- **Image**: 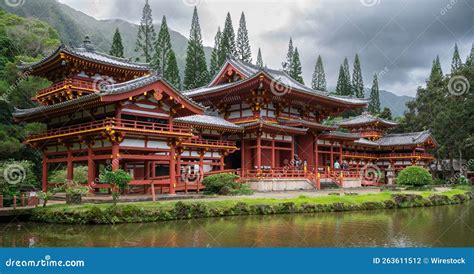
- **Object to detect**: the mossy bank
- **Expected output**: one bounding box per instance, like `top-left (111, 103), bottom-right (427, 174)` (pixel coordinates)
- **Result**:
top-left (30, 190), bottom-right (473, 224)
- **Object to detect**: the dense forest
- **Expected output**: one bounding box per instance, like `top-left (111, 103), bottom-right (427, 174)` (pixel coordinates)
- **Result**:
top-left (0, 5), bottom-right (472, 199)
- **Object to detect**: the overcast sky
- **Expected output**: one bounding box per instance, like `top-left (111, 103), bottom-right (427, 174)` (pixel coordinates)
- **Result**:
top-left (59, 0), bottom-right (473, 97)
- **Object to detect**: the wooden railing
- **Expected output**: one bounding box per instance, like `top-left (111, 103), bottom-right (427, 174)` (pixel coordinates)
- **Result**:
top-left (36, 78), bottom-right (96, 97)
top-left (343, 152), bottom-right (433, 159)
top-left (183, 138), bottom-right (237, 148)
top-left (27, 118), bottom-right (191, 140)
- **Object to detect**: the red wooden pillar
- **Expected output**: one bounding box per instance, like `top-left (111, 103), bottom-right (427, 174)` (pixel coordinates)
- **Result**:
top-left (220, 151), bottom-right (225, 171)
top-left (111, 142), bottom-right (120, 171)
top-left (290, 136), bottom-right (295, 165)
top-left (339, 142), bottom-right (343, 165)
top-left (169, 144), bottom-right (176, 195)
top-left (42, 153), bottom-right (48, 192)
top-left (314, 135), bottom-right (319, 172)
top-left (66, 147), bottom-right (73, 182)
top-left (176, 154), bottom-right (181, 182)
top-left (87, 145), bottom-right (95, 189)
top-left (241, 138), bottom-right (246, 176)
top-left (330, 142), bottom-right (334, 169)
top-left (256, 133), bottom-right (262, 172)
top-left (271, 137), bottom-right (276, 169)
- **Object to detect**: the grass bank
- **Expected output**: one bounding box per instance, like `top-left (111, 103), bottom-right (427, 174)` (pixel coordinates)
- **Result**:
top-left (30, 189), bottom-right (472, 224)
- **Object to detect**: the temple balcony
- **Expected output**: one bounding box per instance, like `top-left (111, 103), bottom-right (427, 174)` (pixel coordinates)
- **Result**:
top-left (25, 118), bottom-right (193, 144)
top-left (343, 151), bottom-right (434, 160)
top-left (34, 77), bottom-right (97, 105)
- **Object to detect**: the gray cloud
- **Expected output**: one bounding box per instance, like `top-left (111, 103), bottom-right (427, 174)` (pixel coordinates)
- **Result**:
top-left (60, 0), bottom-right (473, 96)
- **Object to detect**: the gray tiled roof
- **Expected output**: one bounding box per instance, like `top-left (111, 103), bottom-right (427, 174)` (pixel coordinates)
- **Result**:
top-left (240, 119), bottom-right (308, 133)
top-left (174, 114), bottom-right (243, 131)
top-left (354, 138), bottom-right (379, 146)
top-left (183, 57), bottom-right (368, 106)
top-left (277, 118), bottom-right (337, 130)
top-left (19, 44), bottom-right (149, 71)
top-left (376, 130), bottom-right (435, 146)
top-left (338, 112), bottom-right (398, 127)
top-left (319, 131), bottom-right (360, 139)
top-left (13, 73), bottom-right (204, 118)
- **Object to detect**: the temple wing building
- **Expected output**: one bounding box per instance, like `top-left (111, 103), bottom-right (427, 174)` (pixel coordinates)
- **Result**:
top-left (15, 38), bottom-right (438, 193)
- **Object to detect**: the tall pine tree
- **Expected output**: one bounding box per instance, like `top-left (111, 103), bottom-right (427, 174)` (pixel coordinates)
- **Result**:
top-left (451, 43), bottom-right (462, 72)
top-left (289, 47), bottom-right (304, 84)
top-left (466, 44), bottom-right (474, 67)
top-left (209, 27), bottom-right (222, 77)
top-left (165, 50), bottom-right (181, 89)
top-left (135, 0), bottom-right (156, 62)
top-left (109, 28), bottom-right (124, 58)
top-left (218, 12), bottom-right (236, 65)
top-left (151, 16), bottom-right (172, 74)
top-left (368, 73), bottom-right (380, 114)
top-left (429, 56), bottom-right (443, 82)
top-left (282, 37), bottom-right (294, 73)
top-left (335, 57), bottom-right (351, 95)
top-left (311, 55), bottom-right (326, 91)
top-left (256, 48), bottom-right (264, 68)
top-left (183, 7), bottom-right (210, 89)
top-left (236, 12), bottom-right (252, 62)
top-left (352, 54), bottom-right (364, 98)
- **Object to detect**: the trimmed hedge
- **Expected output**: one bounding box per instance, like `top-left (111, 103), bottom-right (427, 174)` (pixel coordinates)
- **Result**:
top-left (397, 166), bottom-right (433, 186)
top-left (30, 191), bottom-right (473, 225)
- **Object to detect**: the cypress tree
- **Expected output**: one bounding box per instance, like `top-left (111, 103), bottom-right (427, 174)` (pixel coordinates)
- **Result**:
top-left (429, 56), bottom-right (443, 83)
top-left (256, 48), bottom-right (264, 68)
top-left (342, 57), bottom-right (352, 95)
top-left (135, 0), bottom-right (156, 62)
top-left (236, 12), bottom-right (252, 62)
top-left (311, 55), bottom-right (326, 91)
top-left (209, 27), bottom-right (222, 77)
top-left (335, 58), bottom-right (351, 96)
top-left (451, 43), bottom-right (462, 72)
top-left (183, 7), bottom-right (210, 89)
top-left (289, 47), bottom-right (304, 84)
top-left (368, 73), bottom-right (381, 114)
top-left (165, 50), bottom-right (181, 89)
top-left (352, 54), bottom-right (364, 98)
top-left (151, 16), bottom-right (172, 74)
top-left (282, 37), bottom-right (294, 73)
top-left (466, 44), bottom-right (473, 67)
top-left (218, 12), bottom-right (236, 65)
top-left (109, 28), bottom-right (124, 58)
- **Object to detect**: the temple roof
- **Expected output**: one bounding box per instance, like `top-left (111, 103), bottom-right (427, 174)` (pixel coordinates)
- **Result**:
top-left (338, 112), bottom-right (398, 127)
top-left (277, 118), bottom-right (337, 131)
top-left (240, 119), bottom-right (308, 134)
top-left (174, 114), bottom-right (243, 132)
top-left (13, 73), bottom-right (204, 119)
top-left (319, 131), bottom-right (360, 140)
top-left (184, 57), bottom-right (368, 106)
top-left (376, 130), bottom-right (437, 146)
top-left (19, 38), bottom-right (149, 72)
top-left (354, 138), bottom-right (379, 146)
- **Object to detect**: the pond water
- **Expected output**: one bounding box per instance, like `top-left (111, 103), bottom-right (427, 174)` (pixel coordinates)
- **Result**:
top-left (0, 203), bottom-right (472, 247)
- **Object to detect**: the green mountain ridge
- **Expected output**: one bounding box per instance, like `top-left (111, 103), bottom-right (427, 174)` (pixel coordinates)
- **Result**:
top-left (0, 0), bottom-right (212, 74)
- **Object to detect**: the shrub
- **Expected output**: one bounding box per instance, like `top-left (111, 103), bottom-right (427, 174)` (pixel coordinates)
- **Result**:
top-left (99, 169), bottom-right (132, 205)
top-left (202, 173), bottom-right (253, 196)
top-left (396, 166), bottom-right (432, 186)
top-left (49, 166), bottom-right (88, 184)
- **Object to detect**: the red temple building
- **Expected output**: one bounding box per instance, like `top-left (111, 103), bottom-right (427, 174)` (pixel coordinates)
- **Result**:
top-left (14, 37), bottom-right (438, 193)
